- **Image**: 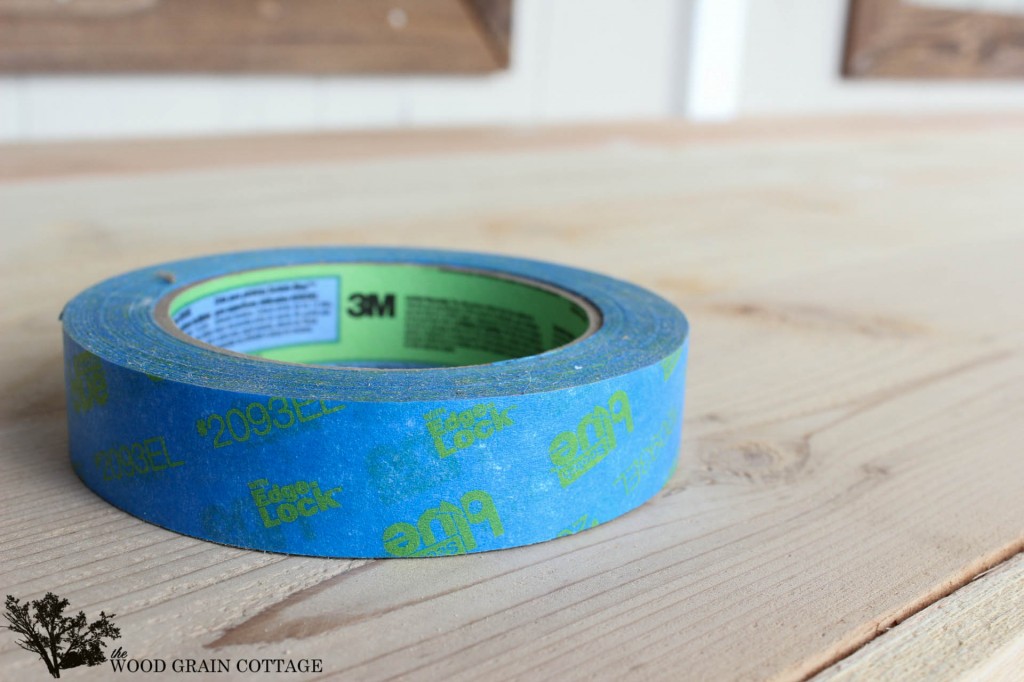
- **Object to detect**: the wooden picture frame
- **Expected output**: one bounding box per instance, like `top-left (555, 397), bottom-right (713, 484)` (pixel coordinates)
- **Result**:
top-left (0, 0), bottom-right (512, 74)
top-left (844, 0), bottom-right (1024, 78)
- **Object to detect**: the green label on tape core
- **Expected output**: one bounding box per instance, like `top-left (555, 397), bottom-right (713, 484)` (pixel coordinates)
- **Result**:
top-left (165, 263), bottom-right (595, 368)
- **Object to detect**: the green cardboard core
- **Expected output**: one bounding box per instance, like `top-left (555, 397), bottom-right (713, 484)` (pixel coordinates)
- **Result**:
top-left (162, 263), bottom-right (597, 368)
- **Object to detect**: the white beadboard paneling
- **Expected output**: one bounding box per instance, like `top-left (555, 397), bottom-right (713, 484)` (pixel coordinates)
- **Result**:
top-left (0, 0), bottom-right (686, 142)
top-left (535, 0), bottom-right (680, 121)
top-left (406, 0), bottom-right (546, 125)
top-left (0, 78), bottom-right (25, 139)
top-left (217, 77), bottom-right (322, 133)
top-left (20, 76), bottom-right (228, 141)
top-left (406, 71), bottom-right (536, 125)
top-left (319, 79), bottom-right (410, 128)
top-left (740, 0), bottom-right (1024, 116)
top-left (683, 0), bottom-right (748, 121)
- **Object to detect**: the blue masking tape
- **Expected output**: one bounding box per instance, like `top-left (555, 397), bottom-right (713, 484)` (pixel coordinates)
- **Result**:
top-left (62, 247), bottom-right (689, 558)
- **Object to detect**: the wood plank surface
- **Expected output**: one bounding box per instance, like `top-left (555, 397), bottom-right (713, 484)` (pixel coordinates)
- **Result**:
top-left (0, 0), bottom-right (511, 73)
top-left (816, 553), bottom-right (1024, 681)
top-left (1, 118), bottom-right (1023, 680)
top-left (6, 114), bottom-right (1024, 183)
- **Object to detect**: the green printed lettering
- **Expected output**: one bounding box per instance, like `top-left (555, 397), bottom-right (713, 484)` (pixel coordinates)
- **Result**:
top-left (418, 501), bottom-right (474, 552)
top-left (549, 431), bottom-right (577, 466)
top-left (258, 505), bottom-right (281, 528)
top-left (247, 402), bottom-right (273, 435)
top-left (130, 443), bottom-right (150, 474)
top-left (425, 418), bottom-right (444, 437)
top-left (383, 523), bottom-right (419, 557)
top-left (120, 446), bottom-right (135, 474)
top-left (382, 490), bottom-right (503, 557)
top-left (492, 406), bottom-right (514, 430)
top-left (461, 490), bottom-right (504, 538)
top-left (578, 406), bottom-right (615, 457)
top-left (608, 390), bottom-right (633, 432)
top-left (200, 414), bottom-right (229, 448)
top-left (225, 408), bottom-right (250, 442)
top-left (556, 514), bottom-right (599, 538)
top-left (249, 479), bottom-right (269, 506)
top-left (292, 398), bottom-right (321, 423)
top-left (474, 419), bottom-right (494, 439)
top-left (270, 397), bottom-right (296, 429)
top-left (321, 400), bottom-right (346, 415)
top-left (615, 408), bottom-right (678, 495)
top-left (660, 347), bottom-right (684, 381)
top-left (278, 503), bottom-right (298, 523)
top-left (70, 351), bottom-right (108, 414)
top-left (117, 446), bottom-right (134, 478)
top-left (93, 435), bottom-right (182, 481)
top-left (145, 439), bottom-right (167, 472)
top-left (454, 430), bottom-right (474, 449)
top-left (312, 482), bottom-right (342, 511)
top-left (198, 397), bottom-right (345, 449)
top-left (150, 436), bottom-right (184, 469)
top-left (93, 451), bottom-right (113, 481)
top-left (423, 403), bottom-right (516, 458)
top-left (298, 498), bottom-right (318, 517)
top-left (248, 477), bottom-right (343, 529)
top-left (550, 390), bottom-right (635, 487)
top-left (431, 433), bottom-right (457, 458)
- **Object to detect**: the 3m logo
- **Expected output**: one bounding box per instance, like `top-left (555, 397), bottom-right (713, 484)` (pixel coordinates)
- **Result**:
top-left (347, 292), bottom-right (396, 318)
top-left (382, 490), bottom-right (504, 557)
top-left (550, 390), bottom-right (633, 487)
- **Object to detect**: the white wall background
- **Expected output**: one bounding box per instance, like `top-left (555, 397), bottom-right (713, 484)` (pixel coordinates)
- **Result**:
top-left (740, 0), bottom-right (1024, 115)
top-left (2, 0), bottom-right (1024, 142)
top-left (0, 0), bottom-right (686, 142)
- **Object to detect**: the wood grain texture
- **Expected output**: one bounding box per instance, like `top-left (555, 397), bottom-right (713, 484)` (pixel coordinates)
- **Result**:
top-left (844, 0), bottom-right (1024, 78)
top-left (7, 114), bottom-right (1024, 183)
top-left (0, 0), bottom-right (511, 73)
top-left (2, 119), bottom-right (1024, 680)
top-left (815, 552), bottom-right (1024, 681)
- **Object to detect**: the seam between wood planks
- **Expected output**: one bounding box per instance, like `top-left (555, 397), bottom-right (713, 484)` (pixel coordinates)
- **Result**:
top-left (798, 543), bottom-right (1024, 681)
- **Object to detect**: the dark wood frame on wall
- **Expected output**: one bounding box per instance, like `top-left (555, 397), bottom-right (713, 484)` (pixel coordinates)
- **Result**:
top-left (844, 0), bottom-right (1024, 78)
top-left (0, 0), bottom-right (512, 73)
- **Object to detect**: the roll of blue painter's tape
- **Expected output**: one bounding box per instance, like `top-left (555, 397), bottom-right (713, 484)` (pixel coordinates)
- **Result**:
top-left (62, 248), bottom-right (689, 558)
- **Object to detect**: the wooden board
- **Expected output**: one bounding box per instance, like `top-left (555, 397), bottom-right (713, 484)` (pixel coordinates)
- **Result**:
top-left (1, 118), bottom-right (1024, 680)
top-left (0, 0), bottom-right (512, 73)
top-left (816, 553), bottom-right (1024, 681)
top-left (844, 0), bottom-right (1024, 78)
top-left (7, 115), bottom-right (1024, 183)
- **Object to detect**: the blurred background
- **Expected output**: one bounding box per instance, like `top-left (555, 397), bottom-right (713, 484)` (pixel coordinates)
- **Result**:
top-left (2, 0), bottom-right (1024, 142)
